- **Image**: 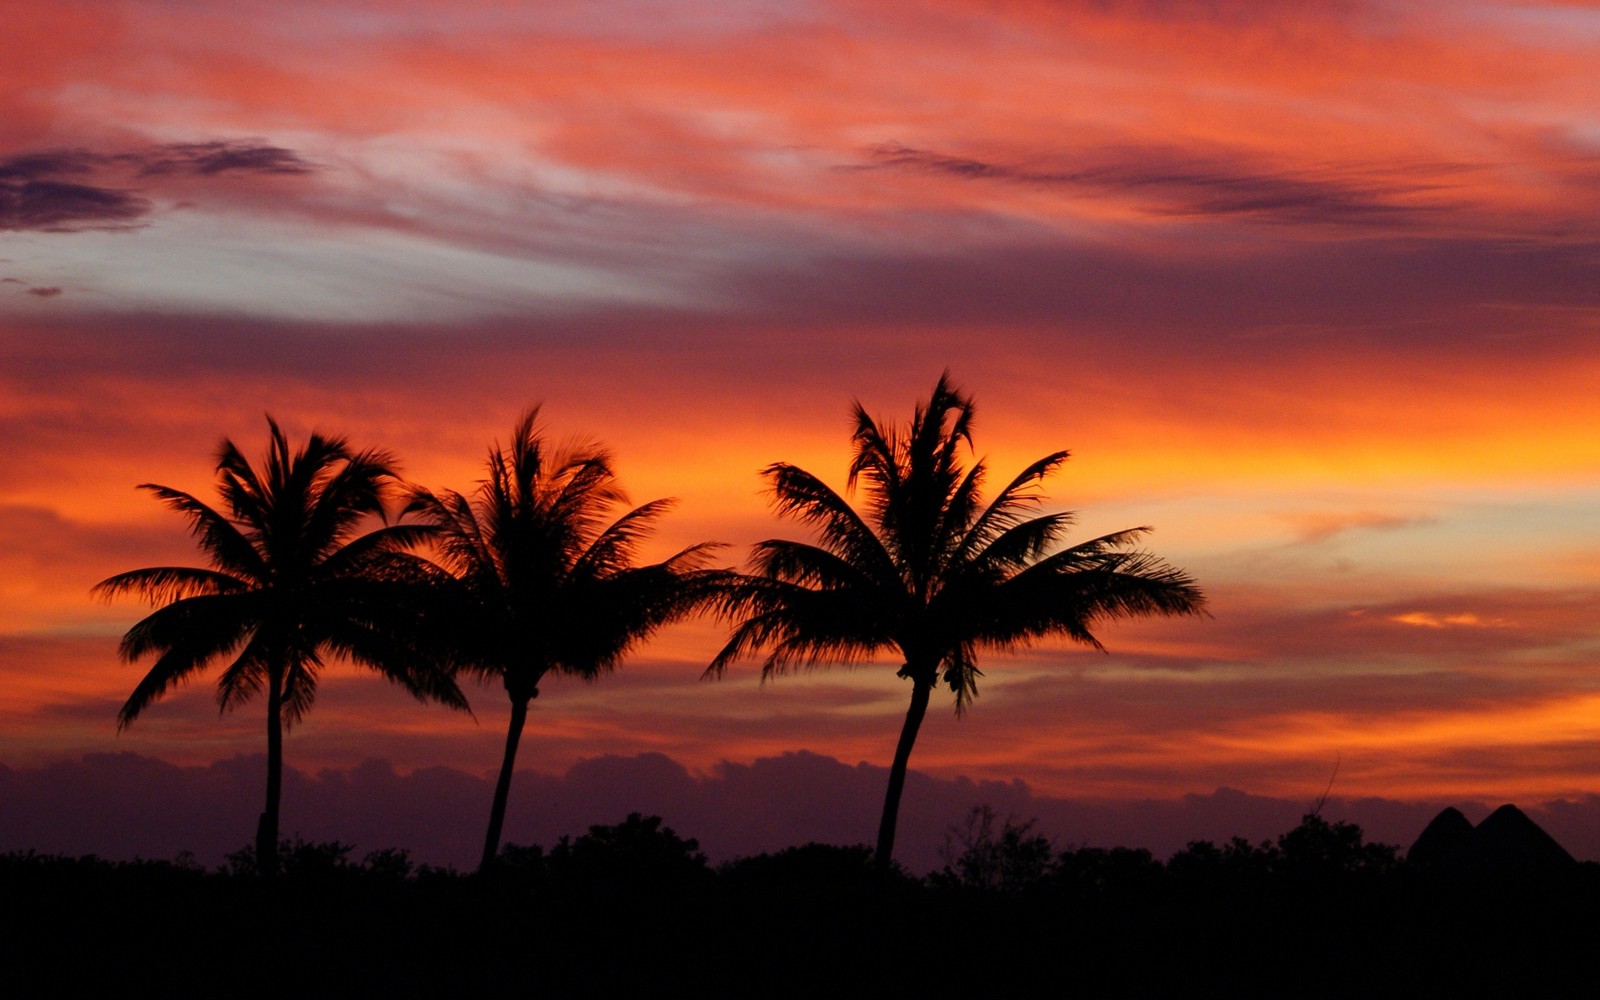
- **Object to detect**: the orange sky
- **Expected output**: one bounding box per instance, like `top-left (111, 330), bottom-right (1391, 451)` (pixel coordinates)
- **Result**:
top-left (4, 0), bottom-right (1599, 834)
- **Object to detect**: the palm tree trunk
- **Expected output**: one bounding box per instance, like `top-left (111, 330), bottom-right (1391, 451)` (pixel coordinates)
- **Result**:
top-left (875, 677), bottom-right (933, 868)
top-left (257, 670), bottom-right (284, 878)
top-left (479, 694), bottom-right (531, 872)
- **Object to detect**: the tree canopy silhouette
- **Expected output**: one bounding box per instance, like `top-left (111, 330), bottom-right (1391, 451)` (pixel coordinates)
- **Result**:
top-left (92, 418), bottom-right (466, 875)
top-left (708, 372), bottom-right (1205, 866)
top-left (405, 408), bottom-right (725, 872)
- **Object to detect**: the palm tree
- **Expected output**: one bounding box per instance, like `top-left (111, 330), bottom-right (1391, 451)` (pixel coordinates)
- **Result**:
top-left (708, 373), bottom-right (1205, 867)
top-left (405, 408), bottom-right (725, 872)
top-left (93, 418), bottom-right (466, 876)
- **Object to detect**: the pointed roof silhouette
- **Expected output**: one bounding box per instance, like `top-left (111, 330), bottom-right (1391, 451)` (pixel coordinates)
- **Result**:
top-left (1407, 803), bottom-right (1575, 873)
top-left (1472, 804), bottom-right (1575, 872)
top-left (1407, 806), bottom-right (1474, 868)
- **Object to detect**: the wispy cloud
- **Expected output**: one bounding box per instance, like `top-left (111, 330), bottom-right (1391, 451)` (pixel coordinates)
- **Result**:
top-left (0, 149), bottom-right (150, 231)
top-left (1389, 611), bottom-right (1502, 629)
top-left (1283, 511), bottom-right (1436, 544)
top-left (134, 141), bottom-right (314, 177)
top-left (0, 141), bottom-right (314, 232)
top-left (866, 143), bottom-right (1453, 227)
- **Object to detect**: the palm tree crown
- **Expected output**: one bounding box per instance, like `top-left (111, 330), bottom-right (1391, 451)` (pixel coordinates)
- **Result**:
top-left (93, 418), bottom-right (465, 874)
top-left (710, 373), bottom-right (1205, 865)
top-left (406, 408), bottom-right (725, 871)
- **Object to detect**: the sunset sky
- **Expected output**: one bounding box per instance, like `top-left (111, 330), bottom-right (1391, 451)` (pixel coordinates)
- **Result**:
top-left (4, 0), bottom-right (1599, 863)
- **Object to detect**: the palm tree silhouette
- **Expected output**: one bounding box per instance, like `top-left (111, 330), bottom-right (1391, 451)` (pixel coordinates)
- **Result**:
top-left (405, 408), bottom-right (725, 872)
top-left (708, 373), bottom-right (1205, 866)
top-left (93, 418), bottom-right (466, 876)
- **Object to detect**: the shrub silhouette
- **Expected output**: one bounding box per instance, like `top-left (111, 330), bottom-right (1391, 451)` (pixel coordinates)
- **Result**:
top-left (545, 813), bottom-right (711, 894)
top-left (933, 805), bottom-right (1054, 893)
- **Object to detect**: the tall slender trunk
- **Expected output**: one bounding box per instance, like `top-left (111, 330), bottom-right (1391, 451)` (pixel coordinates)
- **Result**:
top-left (479, 693), bottom-right (532, 872)
top-left (875, 677), bottom-right (933, 869)
top-left (257, 668), bottom-right (284, 878)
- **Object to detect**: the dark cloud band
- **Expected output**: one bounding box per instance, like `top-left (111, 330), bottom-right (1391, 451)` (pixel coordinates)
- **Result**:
top-left (868, 142), bottom-right (1446, 227)
top-left (0, 141), bottom-right (314, 232)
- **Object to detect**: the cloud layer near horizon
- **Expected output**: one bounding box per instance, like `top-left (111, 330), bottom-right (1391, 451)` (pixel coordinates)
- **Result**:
top-left (3, 0), bottom-right (1599, 828)
top-left (7, 749), bottom-right (1598, 874)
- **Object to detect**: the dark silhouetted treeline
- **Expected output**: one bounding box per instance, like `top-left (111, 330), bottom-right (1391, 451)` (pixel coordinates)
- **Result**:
top-left (6, 811), bottom-right (1597, 998)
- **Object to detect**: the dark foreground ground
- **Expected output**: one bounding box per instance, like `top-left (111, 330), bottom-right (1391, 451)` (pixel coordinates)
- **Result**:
top-left (5, 813), bottom-right (1595, 998)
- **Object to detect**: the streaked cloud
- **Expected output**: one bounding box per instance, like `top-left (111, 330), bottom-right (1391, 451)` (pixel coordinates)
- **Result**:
top-left (865, 143), bottom-right (1454, 228)
top-left (1280, 510), bottom-right (1437, 545)
top-left (1389, 611), bottom-right (1498, 629)
top-left (0, 142), bottom-right (314, 232)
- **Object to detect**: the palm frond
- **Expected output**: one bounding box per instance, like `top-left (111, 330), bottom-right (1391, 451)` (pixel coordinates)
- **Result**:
top-left (568, 498), bottom-right (673, 582)
top-left (853, 372), bottom-right (978, 595)
top-left (977, 542), bottom-right (1206, 650)
top-left (748, 539), bottom-right (880, 591)
top-left (763, 464), bottom-right (896, 584)
top-left (115, 595), bottom-right (258, 729)
top-left (93, 566), bottom-right (247, 606)
top-left (309, 577), bottom-right (471, 712)
top-left (302, 446), bottom-right (398, 559)
top-left (318, 522), bottom-right (439, 576)
top-left (114, 591), bottom-right (259, 663)
top-left (846, 401), bottom-right (901, 501)
top-left (278, 649), bottom-right (322, 726)
top-left (216, 631), bottom-right (273, 714)
top-left (936, 459), bottom-right (987, 567)
top-left (1012, 527), bottom-right (1156, 574)
top-left (136, 485), bottom-right (266, 581)
top-left (961, 511), bottom-right (1076, 577)
top-left (941, 643), bottom-right (982, 714)
top-left (406, 486), bottom-right (502, 590)
top-left (707, 581), bottom-right (895, 679)
top-left (215, 434), bottom-right (272, 529)
top-left (956, 451), bottom-right (1070, 559)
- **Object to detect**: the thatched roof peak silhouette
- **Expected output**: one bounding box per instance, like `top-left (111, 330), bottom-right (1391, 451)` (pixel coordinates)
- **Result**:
top-left (1472, 804), bottom-right (1575, 870)
top-left (1407, 806), bottom-right (1474, 868)
top-left (1408, 803), bottom-right (1574, 873)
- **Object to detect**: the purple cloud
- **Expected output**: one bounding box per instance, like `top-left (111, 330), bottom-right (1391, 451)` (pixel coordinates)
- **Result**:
top-left (0, 141), bottom-right (314, 232)
top-left (3, 750), bottom-right (1593, 873)
top-left (866, 143), bottom-right (1448, 228)
top-left (134, 140), bottom-right (313, 177)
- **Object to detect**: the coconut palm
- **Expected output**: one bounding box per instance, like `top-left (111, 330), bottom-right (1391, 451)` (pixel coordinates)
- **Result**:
top-left (92, 419), bottom-right (466, 876)
top-left (405, 408), bottom-right (724, 872)
top-left (708, 373), bottom-right (1205, 867)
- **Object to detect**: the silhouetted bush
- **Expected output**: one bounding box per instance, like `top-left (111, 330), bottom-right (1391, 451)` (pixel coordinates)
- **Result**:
top-left (489, 840), bottom-right (547, 886)
top-left (930, 805), bottom-right (1054, 893)
top-left (361, 846), bottom-right (416, 879)
top-left (719, 842), bottom-right (881, 890)
top-left (1168, 834), bottom-right (1275, 889)
top-left (222, 837), bottom-right (360, 879)
top-left (1051, 844), bottom-right (1164, 899)
top-left (7, 814), bottom-right (1600, 997)
top-left (1276, 812), bottom-right (1398, 881)
top-left (545, 812), bottom-right (711, 895)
